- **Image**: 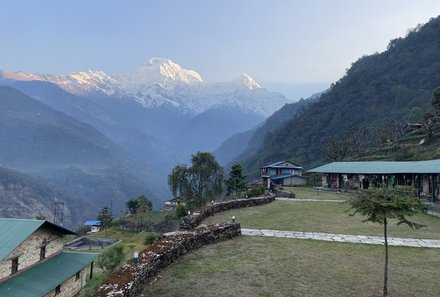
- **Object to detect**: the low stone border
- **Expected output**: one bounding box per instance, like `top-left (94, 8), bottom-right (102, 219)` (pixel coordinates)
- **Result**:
top-left (93, 223), bottom-right (241, 297)
top-left (179, 195), bottom-right (275, 230)
top-left (273, 189), bottom-right (295, 198)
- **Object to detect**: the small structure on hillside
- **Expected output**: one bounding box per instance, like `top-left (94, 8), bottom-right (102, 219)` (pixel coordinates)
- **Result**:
top-left (308, 159), bottom-right (440, 202)
top-left (162, 197), bottom-right (186, 211)
top-left (261, 160), bottom-right (307, 189)
top-left (0, 218), bottom-right (97, 297)
top-left (84, 220), bottom-right (101, 233)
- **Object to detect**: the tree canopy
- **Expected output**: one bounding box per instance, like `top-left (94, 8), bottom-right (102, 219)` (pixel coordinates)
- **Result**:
top-left (126, 194), bottom-right (153, 214)
top-left (168, 152), bottom-right (223, 208)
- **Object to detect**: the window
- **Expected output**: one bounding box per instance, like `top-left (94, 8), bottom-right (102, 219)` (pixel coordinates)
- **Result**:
top-left (40, 245), bottom-right (46, 260)
top-left (11, 257), bottom-right (19, 275)
top-left (55, 285), bottom-right (61, 295)
top-left (75, 271), bottom-right (81, 281)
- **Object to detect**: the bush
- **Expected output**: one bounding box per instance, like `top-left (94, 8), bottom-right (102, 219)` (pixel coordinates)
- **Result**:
top-left (97, 244), bottom-right (124, 272)
top-left (247, 187), bottom-right (265, 197)
top-left (144, 232), bottom-right (157, 245)
top-left (175, 204), bottom-right (187, 218)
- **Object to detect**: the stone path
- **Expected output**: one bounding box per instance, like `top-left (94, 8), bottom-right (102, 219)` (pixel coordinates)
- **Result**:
top-left (241, 228), bottom-right (440, 248)
top-left (275, 198), bottom-right (345, 202)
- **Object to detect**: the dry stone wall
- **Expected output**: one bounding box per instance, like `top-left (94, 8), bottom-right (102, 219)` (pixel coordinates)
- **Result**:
top-left (180, 195), bottom-right (275, 230)
top-left (93, 223), bottom-right (241, 297)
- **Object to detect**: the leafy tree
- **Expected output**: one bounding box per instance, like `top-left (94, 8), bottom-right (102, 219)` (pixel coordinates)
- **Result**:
top-left (125, 199), bottom-right (138, 215)
top-left (136, 195), bottom-right (153, 213)
top-left (225, 162), bottom-right (247, 198)
top-left (97, 206), bottom-right (112, 228)
top-left (35, 214), bottom-right (46, 220)
top-left (126, 195), bottom-right (153, 214)
top-left (168, 152), bottom-right (223, 208)
top-left (348, 187), bottom-right (427, 296)
top-left (431, 87), bottom-right (440, 114)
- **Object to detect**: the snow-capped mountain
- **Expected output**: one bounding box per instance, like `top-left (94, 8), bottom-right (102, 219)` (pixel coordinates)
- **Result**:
top-left (0, 58), bottom-right (290, 117)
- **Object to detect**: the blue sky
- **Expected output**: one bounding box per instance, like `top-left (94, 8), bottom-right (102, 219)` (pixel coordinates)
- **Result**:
top-left (1, 1), bottom-right (440, 99)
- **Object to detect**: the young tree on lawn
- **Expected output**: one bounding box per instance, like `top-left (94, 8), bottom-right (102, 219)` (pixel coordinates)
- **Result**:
top-left (225, 162), bottom-right (247, 198)
top-left (348, 186), bottom-right (427, 297)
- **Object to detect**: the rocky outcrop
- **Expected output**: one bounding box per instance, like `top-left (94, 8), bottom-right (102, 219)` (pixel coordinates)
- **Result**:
top-left (179, 195), bottom-right (275, 230)
top-left (93, 223), bottom-right (241, 297)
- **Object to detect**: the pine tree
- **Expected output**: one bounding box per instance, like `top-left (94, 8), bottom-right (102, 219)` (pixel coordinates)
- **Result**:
top-left (225, 162), bottom-right (247, 198)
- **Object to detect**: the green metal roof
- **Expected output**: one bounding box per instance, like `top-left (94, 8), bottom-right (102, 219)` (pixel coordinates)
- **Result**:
top-left (0, 218), bottom-right (75, 262)
top-left (308, 159), bottom-right (440, 174)
top-left (0, 252), bottom-right (98, 297)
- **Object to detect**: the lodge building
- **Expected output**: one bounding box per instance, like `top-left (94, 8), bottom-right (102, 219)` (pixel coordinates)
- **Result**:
top-left (308, 159), bottom-right (440, 202)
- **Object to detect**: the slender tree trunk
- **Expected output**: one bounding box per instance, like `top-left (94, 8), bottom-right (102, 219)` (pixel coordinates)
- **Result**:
top-left (383, 217), bottom-right (388, 296)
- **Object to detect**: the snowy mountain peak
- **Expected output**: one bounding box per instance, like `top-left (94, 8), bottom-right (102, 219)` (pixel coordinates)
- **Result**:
top-left (234, 73), bottom-right (261, 90)
top-left (1, 58), bottom-right (290, 117)
top-left (119, 58), bottom-right (203, 89)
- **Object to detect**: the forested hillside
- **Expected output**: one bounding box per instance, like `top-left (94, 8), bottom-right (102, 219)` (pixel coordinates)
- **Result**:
top-left (215, 97), bottom-right (314, 166)
top-left (243, 16), bottom-right (440, 178)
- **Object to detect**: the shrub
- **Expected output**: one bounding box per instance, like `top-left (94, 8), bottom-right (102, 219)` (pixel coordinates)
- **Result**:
top-left (144, 232), bottom-right (157, 245)
top-left (175, 204), bottom-right (187, 218)
top-left (97, 244), bottom-right (124, 272)
top-left (247, 187), bottom-right (265, 197)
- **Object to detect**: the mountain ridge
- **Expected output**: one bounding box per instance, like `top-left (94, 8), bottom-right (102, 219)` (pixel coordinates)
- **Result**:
top-left (0, 58), bottom-right (290, 117)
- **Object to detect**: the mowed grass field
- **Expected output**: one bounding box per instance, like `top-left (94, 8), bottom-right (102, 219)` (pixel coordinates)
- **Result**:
top-left (204, 189), bottom-right (440, 239)
top-left (145, 236), bottom-right (440, 297)
top-left (143, 187), bottom-right (440, 296)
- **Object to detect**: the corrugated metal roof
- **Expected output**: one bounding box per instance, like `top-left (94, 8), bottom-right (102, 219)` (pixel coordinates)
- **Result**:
top-left (0, 252), bottom-right (98, 297)
top-left (84, 220), bottom-right (101, 226)
top-left (262, 160), bottom-right (303, 170)
top-left (308, 159), bottom-right (440, 174)
top-left (0, 219), bottom-right (45, 262)
top-left (0, 218), bottom-right (75, 262)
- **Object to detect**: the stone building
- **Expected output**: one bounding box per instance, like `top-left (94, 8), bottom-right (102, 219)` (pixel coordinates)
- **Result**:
top-left (0, 218), bottom-right (97, 297)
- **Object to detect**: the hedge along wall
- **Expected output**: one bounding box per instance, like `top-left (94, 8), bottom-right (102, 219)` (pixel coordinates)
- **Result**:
top-left (93, 223), bottom-right (241, 297)
top-left (180, 195), bottom-right (275, 230)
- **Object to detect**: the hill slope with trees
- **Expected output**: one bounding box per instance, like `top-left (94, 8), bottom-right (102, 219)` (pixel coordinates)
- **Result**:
top-left (243, 16), bottom-right (440, 177)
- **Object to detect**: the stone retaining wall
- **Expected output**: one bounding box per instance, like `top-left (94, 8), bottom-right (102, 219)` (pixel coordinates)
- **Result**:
top-left (273, 189), bottom-right (295, 198)
top-left (179, 195), bottom-right (275, 230)
top-left (93, 223), bottom-right (241, 297)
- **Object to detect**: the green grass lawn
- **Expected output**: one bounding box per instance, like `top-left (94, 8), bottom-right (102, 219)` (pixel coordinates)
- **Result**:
top-left (284, 186), bottom-right (351, 200)
top-left (87, 228), bottom-right (153, 260)
top-left (145, 236), bottom-right (440, 297)
top-left (204, 199), bottom-right (440, 240)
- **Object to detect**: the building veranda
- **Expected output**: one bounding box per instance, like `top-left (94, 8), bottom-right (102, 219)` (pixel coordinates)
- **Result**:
top-left (308, 159), bottom-right (440, 203)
